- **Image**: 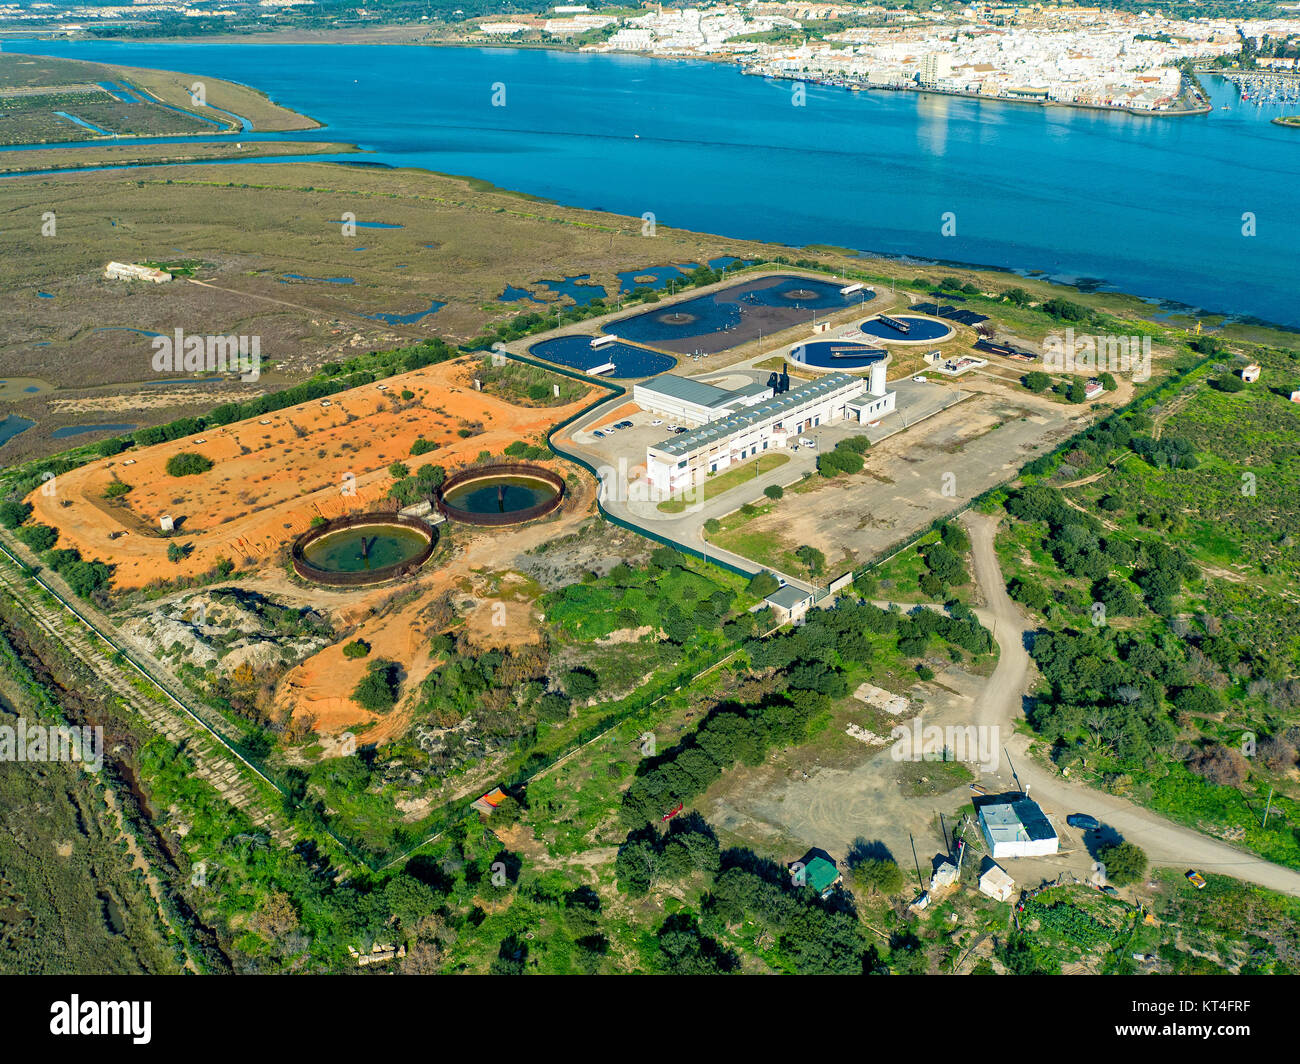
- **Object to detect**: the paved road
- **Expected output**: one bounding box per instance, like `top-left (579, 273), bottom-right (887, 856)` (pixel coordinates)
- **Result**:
top-left (961, 510), bottom-right (1300, 898)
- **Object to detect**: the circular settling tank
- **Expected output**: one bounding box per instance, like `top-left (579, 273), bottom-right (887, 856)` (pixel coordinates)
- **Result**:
top-left (292, 514), bottom-right (436, 586)
top-left (435, 464), bottom-right (564, 526)
top-left (791, 340), bottom-right (890, 370)
top-left (857, 314), bottom-right (954, 343)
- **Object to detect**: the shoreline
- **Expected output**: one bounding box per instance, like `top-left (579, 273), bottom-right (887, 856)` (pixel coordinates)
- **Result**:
top-left (1, 41), bottom-right (1296, 333)
top-left (747, 68), bottom-right (1214, 119)
top-left (10, 31), bottom-right (1219, 121)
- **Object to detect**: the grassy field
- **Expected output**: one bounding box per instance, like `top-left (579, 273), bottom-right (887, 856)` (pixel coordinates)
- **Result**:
top-left (0, 160), bottom-right (776, 459)
top-left (657, 453), bottom-right (790, 513)
top-left (0, 52), bottom-right (318, 144)
top-left (0, 139), bottom-right (355, 174)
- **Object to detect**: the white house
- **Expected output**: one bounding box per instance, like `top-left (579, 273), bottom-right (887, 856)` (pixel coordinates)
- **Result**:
top-left (977, 796), bottom-right (1059, 859)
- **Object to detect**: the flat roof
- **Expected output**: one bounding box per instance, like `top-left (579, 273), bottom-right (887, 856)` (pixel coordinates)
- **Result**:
top-left (980, 798), bottom-right (1057, 843)
top-left (766, 584), bottom-right (813, 608)
top-left (718, 380), bottom-right (772, 403)
top-left (636, 373), bottom-right (732, 409)
top-left (650, 372), bottom-right (863, 458)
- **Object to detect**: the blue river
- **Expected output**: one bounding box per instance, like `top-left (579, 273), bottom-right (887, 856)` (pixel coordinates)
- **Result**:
top-left (6, 40), bottom-right (1299, 326)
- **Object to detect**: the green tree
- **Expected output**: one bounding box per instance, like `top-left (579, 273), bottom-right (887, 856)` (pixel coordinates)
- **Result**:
top-left (342, 639), bottom-right (371, 659)
top-left (796, 544), bottom-right (825, 575)
top-left (747, 571), bottom-right (779, 597)
top-left (1098, 841), bottom-right (1147, 886)
top-left (564, 667), bottom-right (599, 701)
top-left (0, 501), bottom-right (32, 529)
top-left (764, 484), bottom-right (784, 501)
top-left (1023, 371), bottom-right (1051, 393)
top-left (850, 857), bottom-right (904, 896)
top-left (353, 659), bottom-right (398, 712)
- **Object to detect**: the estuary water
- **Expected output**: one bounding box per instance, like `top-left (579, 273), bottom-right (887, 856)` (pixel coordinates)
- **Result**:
top-left (8, 39), bottom-right (1299, 326)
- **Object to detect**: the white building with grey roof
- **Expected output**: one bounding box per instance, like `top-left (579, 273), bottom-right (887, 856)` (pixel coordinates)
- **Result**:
top-left (642, 371), bottom-right (868, 496)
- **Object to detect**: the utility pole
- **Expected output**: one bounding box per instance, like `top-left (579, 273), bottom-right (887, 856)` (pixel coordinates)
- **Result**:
top-left (1004, 745), bottom-right (1023, 794)
top-left (1263, 785), bottom-right (1275, 828)
top-left (909, 832), bottom-right (924, 891)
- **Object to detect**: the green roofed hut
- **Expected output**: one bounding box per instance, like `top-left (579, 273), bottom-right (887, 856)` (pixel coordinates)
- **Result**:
top-left (792, 848), bottom-right (843, 897)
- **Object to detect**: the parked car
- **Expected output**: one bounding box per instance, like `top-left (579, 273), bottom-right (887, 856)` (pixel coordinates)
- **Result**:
top-left (667, 424), bottom-right (679, 432)
top-left (615, 420), bottom-right (633, 429)
top-left (1101, 886), bottom-right (1119, 897)
top-left (1186, 870), bottom-right (1207, 890)
top-left (912, 375), bottom-right (928, 383)
top-left (1066, 813), bottom-right (1101, 831)
top-left (650, 419), bottom-right (663, 426)
top-left (673, 427), bottom-right (689, 434)
top-left (591, 430), bottom-right (606, 439)
top-left (799, 437), bottom-right (815, 448)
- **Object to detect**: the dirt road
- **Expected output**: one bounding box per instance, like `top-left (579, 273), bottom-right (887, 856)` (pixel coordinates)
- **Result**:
top-left (960, 510), bottom-right (1300, 898)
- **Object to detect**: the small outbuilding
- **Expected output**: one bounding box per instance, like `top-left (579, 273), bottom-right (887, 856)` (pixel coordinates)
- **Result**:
top-left (792, 848), bottom-right (842, 898)
top-left (765, 584), bottom-right (814, 625)
top-left (979, 863), bottom-right (1016, 902)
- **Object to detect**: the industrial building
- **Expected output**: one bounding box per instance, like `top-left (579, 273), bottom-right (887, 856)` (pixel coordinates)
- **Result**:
top-left (632, 372), bottom-right (777, 426)
top-left (643, 371), bottom-right (868, 496)
top-left (977, 795), bottom-right (1059, 859)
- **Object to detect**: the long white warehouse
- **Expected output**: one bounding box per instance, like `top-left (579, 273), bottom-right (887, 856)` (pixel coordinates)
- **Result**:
top-left (645, 371), bottom-right (867, 497)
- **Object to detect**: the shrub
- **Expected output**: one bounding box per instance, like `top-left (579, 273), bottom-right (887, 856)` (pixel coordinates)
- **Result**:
top-left (103, 481), bottom-right (132, 499)
top-left (795, 545), bottom-right (825, 575)
top-left (96, 437), bottom-right (129, 457)
top-left (564, 667), bottom-right (599, 701)
top-left (537, 691), bottom-right (570, 722)
top-left (0, 501), bottom-right (32, 529)
top-left (850, 857), bottom-right (904, 896)
top-left (704, 517), bottom-right (722, 533)
top-left (1187, 744), bottom-right (1249, 787)
top-left (747, 571), bottom-right (779, 597)
top-left (343, 639), bottom-right (371, 659)
top-left (1097, 841), bottom-right (1147, 886)
top-left (165, 452), bottom-right (213, 477)
top-left (410, 437), bottom-right (439, 456)
top-left (16, 524), bottom-right (57, 551)
top-left (353, 659), bottom-right (399, 712)
top-left (763, 484), bottom-right (784, 501)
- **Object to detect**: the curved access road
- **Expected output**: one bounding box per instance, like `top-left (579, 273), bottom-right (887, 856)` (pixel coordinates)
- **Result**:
top-left (961, 510), bottom-right (1300, 898)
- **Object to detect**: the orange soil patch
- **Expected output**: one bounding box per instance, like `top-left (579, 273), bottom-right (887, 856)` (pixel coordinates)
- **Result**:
top-left (30, 356), bottom-right (596, 590)
top-left (590, 401), bottom-right (642, 430)
top-left (462, 594), bottom-right (542, 651)
top-left (276, 470), bottom-right (598, 741)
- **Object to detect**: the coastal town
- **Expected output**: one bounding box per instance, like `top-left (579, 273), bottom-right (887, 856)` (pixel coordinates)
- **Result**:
top-left (6, 0), bottom-right (1300, 114)
top-left (553, 4), bottom-right (1300, 113)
